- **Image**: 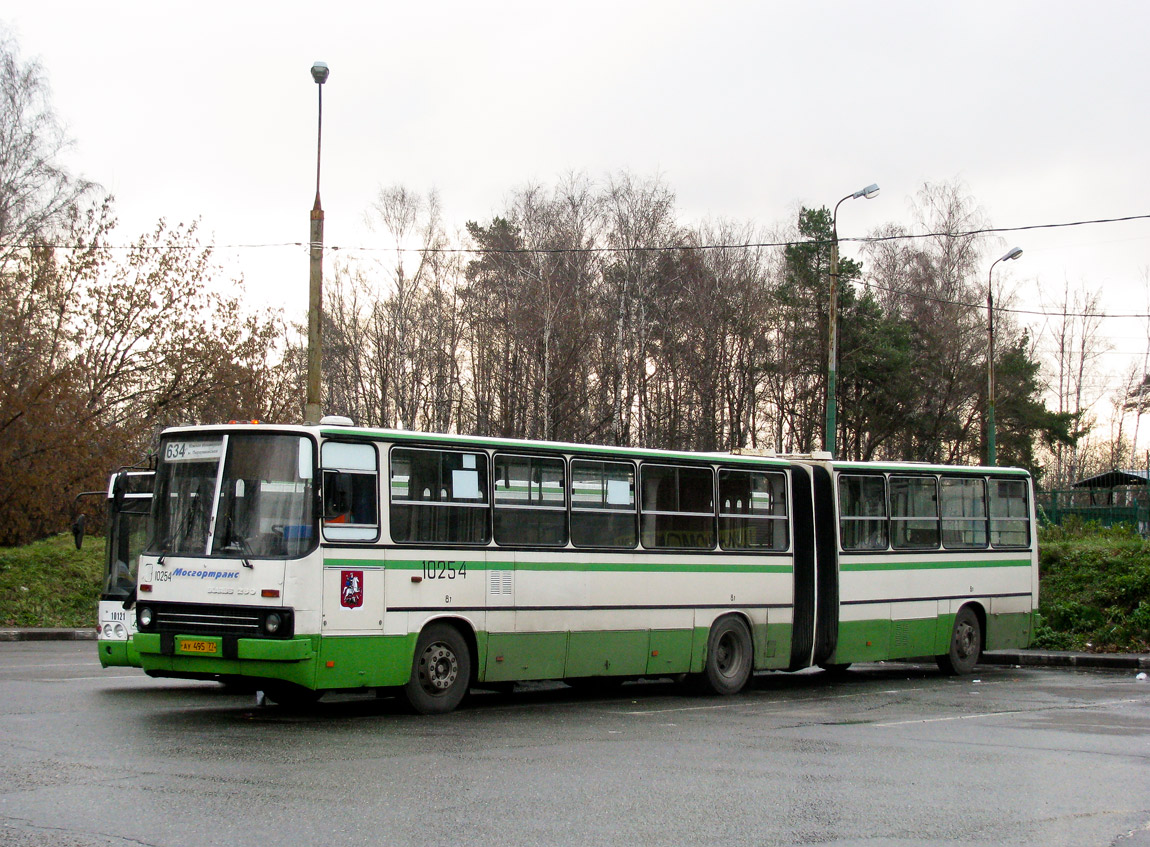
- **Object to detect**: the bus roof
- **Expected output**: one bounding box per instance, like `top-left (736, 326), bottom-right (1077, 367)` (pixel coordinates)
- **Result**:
top-left (157, 422), bottom-right (1030, 477)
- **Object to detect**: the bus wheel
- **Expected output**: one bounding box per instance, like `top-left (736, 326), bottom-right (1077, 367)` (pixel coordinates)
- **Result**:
top-left (700, 615), bottom-right (753, 696)
top-left (405, 624), bottom-right (471, 715)
top-left (937, 606), bottom-right (982, 675)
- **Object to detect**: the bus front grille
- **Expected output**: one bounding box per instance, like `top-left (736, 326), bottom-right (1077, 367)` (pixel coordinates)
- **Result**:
top-left (139, 602), bottom-right (293, 639)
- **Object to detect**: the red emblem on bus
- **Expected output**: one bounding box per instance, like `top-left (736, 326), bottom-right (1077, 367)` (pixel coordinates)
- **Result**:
top-left (341, 570), bottom-right (363, 609)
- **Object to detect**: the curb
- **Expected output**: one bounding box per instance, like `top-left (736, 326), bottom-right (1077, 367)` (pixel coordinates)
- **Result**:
top-left (981, 650), bottom-right (1150, 671)
top-left (0, 628), bottom-right (97, 642)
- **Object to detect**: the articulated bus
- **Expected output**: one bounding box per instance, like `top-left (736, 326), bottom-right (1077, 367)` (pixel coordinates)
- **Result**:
top-left (133, 420), bottom-right (1037, 713)
top-left (75, 469), bottom-right (155, 667)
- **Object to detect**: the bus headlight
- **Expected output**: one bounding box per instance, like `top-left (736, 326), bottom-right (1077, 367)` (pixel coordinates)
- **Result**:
top-left (102, 624), bottom-right (113, 638)
top-left (138, 606), bottom-right (154, 628)
top-left (113, 623), bottom-right (127, 639)
top-left (264, 613), bottom-right (282, 634)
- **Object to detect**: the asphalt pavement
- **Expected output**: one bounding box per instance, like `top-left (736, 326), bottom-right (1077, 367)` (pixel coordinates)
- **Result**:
top-left (2, 626), bottom-right (1147, 669)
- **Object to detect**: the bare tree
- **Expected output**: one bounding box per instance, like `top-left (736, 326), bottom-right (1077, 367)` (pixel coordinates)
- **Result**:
top-left (0, 32), bottom-right (95, 266)
top-left (1038, 280), bottom-right (1106, 486)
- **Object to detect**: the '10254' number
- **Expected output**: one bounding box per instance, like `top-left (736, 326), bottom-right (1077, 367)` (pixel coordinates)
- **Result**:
top-left (422, 560), bottom-right (466, 580)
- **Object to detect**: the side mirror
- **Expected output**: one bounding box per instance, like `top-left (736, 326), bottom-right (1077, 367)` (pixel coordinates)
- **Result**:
top-left (111, 472), bottom-right (128, 512)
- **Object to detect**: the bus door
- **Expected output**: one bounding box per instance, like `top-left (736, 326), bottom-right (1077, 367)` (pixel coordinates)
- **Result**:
top-left (788, 464), bottom-right (839, 670)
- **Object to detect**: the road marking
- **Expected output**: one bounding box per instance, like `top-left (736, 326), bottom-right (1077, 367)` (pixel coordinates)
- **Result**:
top-left (616, 686), bottom-right (928, 716)
top-left (874, 697), bottom-right (1143, 727)
top-left (35, 674), bottom-right (144, 682)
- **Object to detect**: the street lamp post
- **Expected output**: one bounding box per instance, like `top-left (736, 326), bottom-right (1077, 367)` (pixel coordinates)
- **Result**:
top-left (305, 61), bottom-right (330, 425)
top-left (826, 182), bottom-right (880, 458)
top-left (986, 246), bottom-right (1023, 466)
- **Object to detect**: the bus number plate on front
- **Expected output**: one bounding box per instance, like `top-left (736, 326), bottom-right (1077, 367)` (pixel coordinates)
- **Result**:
top-left (178, 639), bottom-right (217, 655)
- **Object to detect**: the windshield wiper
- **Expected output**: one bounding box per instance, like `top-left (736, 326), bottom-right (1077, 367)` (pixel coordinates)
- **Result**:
top-left (220, 513), bottom-right (254, 568)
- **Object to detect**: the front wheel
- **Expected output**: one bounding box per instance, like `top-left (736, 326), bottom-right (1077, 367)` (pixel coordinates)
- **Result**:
top-left (937, 606), bottom-right (982, 675)
top-left (697, 615), bottom-right (753, 696)
top-left (404, 624), bottom-right (471, 714)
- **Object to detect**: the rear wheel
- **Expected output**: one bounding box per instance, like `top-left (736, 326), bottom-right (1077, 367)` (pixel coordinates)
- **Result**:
top-left (404, 624), bottom-right (471, 715)
top-left (937, 606), bottom-right (982, 675)
top-left (698, 615), bottom-right (753, 696)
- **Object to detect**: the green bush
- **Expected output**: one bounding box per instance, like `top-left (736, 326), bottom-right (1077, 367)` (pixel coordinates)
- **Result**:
top-left (1037, 523), bottom-right (1150, 652)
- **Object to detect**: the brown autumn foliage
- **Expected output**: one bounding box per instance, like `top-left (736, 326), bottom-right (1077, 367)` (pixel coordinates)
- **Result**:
top-left (0, 203), bottom-right (302, 545)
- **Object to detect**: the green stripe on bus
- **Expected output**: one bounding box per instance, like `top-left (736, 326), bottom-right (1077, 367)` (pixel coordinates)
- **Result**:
top-left (324, 557), bottom-right (792, 574)
top-left (840, 558), bottom-right (1030, 572)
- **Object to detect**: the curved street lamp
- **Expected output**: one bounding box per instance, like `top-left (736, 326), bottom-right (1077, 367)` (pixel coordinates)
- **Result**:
top-left (826, 183), bottom-right (880, 458)
top-left (305, 61), bottom-right (330, 425)
top-left (986, 246), bottom-right (1023, 466)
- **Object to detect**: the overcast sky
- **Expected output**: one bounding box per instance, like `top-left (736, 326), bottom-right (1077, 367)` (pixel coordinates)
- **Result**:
top-left (6, 1), bottom-right (1150, 410)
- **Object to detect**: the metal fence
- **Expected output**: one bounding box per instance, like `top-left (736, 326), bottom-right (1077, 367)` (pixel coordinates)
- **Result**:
top-left (1036, 488), bottom-right (1150, 533)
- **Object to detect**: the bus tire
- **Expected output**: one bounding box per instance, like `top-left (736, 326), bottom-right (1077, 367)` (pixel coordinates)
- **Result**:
top-left (700, 615), bottom-right (753, 696)
top-left (404, 623), bottom-right (471, 715)
top-left (937, 606), bottom-right (982, 675)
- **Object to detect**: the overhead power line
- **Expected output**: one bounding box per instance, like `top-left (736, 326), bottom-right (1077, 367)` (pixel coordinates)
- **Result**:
top-left (14, 212), bottom-right (1150, 255)
top-left (855, 278), bottom-right (1150, 320)
top-left (8, 211), bottom-right (1150, 321)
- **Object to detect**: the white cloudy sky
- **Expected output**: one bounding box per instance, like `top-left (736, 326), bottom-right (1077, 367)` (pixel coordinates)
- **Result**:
top-left (6, 1), bottom-right (1150, 412)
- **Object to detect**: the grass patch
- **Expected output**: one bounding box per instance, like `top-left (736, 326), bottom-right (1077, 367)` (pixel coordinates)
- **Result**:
top-left (1035, 519), bottom-right (1150, 653)
top-left (0, 533), bottom-right (104, 628)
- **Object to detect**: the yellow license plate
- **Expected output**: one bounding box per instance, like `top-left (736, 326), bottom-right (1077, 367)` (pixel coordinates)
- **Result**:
top-left (178, 639), bottom-right (218, 654)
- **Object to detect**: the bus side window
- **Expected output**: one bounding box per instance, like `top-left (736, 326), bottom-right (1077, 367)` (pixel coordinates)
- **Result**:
top-left (493, 454), bottom-right (567, 546)
top-left (570, 460), bottom-right (637, 548)
top-left (321, 442), bottom-right (379, 542)
top-left (390, 447), bottom-right (490, 545)
top-left (838, 474), bottom-right (887, 551)
top-left (890, 475), bottom-right (940, 549)
top-left (940, 476), bottom-right (988, 549)
top-left (990, 477), bottom-right (1030, 547)
top-left (639, 464), bottom-right (715, 550)
top-left (719, 469), bottom-right (788, 551)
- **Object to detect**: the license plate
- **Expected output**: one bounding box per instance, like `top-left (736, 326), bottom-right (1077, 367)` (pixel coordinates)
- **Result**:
top-left (178, 639), bottom-right (218, 655)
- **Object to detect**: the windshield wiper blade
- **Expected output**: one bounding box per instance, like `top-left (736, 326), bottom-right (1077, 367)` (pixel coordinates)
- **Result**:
top-left (220, 513), bottom-right (254, 568)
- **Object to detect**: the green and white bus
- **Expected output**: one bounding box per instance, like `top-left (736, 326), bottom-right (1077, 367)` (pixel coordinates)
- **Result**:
top-left (133, 420), bottom-right (1036, 713)
top-left (74, 469), bottom-right (155, 667)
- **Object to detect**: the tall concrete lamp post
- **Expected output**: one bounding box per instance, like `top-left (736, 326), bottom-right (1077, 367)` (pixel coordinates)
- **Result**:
top-left (826, 182), bottom-right (880, 458)
top-left (986, 246), bottom-right (1023, 465)
top-left (305, 61), bottom-right (330, 425)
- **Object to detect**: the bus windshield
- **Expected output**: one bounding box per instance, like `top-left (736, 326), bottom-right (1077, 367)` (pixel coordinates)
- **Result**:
top-left (150, 432), bottom-right (315, 560)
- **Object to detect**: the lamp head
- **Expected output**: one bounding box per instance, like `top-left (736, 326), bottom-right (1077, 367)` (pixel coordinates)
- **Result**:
top-left (854, 183), bottom-right (880, 200)
top-left (1001, 246), bottom-right (1023, 262)
top-left (311, 62), bottom-right (330, 84)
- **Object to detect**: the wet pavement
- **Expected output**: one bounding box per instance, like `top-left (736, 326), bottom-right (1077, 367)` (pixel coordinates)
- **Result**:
top-left (1, 641), bottom-right (1148, 847)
